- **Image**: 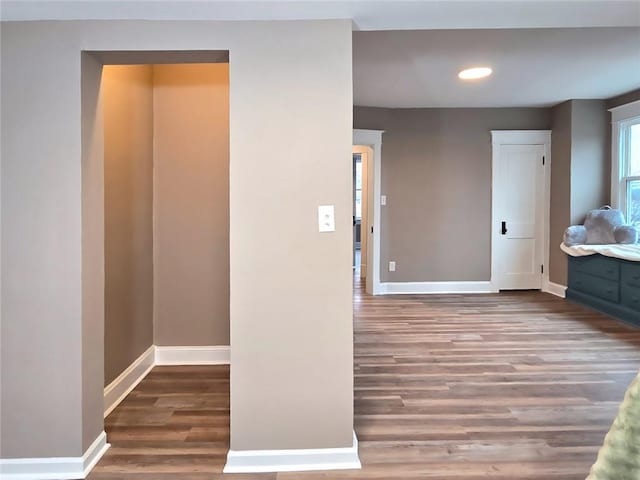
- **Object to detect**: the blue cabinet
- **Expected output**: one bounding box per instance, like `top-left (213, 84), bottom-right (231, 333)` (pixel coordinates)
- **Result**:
top-left (567, 254), bottom-right (640, 327)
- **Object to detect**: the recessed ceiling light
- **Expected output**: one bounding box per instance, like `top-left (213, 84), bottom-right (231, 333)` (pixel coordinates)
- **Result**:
top-left (458, 67), bottom-right (493, 80)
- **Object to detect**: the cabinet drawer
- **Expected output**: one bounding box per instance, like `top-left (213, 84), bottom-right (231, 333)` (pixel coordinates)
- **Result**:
top-left (621, 262), bottom-right (640, 288)
top-left (570, 255), bottom-right (620, 282)
top-left (570, 271), bottom-right (620, 303)
top-left (621, 283), bottom-right (640, 311)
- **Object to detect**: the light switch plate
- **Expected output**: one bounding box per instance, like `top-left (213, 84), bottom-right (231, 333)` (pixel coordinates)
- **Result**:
top-left (318, 205), bottom-right (335, 232)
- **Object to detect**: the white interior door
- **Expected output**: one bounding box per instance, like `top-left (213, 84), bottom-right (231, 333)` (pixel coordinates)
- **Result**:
top-left (495, 143), bottom-right (545, 290)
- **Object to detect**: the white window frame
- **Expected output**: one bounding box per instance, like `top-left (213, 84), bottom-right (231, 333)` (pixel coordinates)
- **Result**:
top-left (353, 153), bottom-right (363, 220)
top-left (610, 100), bottom-right (640, 223)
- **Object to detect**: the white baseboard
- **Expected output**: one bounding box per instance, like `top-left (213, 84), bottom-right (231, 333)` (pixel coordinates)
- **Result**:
top-left (155, 345), bottom-right (230, 365)
top-left (2, 344), bottom-right (233, 480)
top-left (81, 432), bottom-right (110, 479)
top-left (0, 431), bottom-right (109, 480)
top-left (543, 279), bottom-right (567, 298)
top-left (223, 431), bottom-right (361, 473)
top-left (379, 281), bottom-right (496, 295)
top-left (104, 345), bottom-right (155, 417)
top-left (103, 345), bottom-right (229, 416)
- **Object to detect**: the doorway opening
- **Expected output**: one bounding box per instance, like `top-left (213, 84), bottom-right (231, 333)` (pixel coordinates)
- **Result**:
top-left (490, 130), bottom-right (551, 291)
top-left (101, 60), bottom-right (230, 391)
top-left (81, 51), bottom-right (231, 467)
top-left (353, 151), bottom-right (365, 277)
top-left (353, 129), bottom-right (384, 294)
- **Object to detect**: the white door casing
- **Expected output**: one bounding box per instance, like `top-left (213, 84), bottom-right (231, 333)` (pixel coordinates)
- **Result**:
top-left (491, 131), bottom-right (551, 291)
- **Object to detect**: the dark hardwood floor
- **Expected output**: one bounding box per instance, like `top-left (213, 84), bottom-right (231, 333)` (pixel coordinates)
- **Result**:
top-left (89, 276), bottom-right (640, 479)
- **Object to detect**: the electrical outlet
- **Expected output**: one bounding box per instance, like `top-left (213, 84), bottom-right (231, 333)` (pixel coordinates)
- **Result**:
top-left (389, 261), bottom-right (396, 272)
top-left (381, 195), bottom-right (387, 206)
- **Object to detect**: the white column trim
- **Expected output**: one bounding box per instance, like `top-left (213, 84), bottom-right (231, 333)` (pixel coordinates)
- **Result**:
top-left (0, 431), bottom-right (109, 480)
top-left (223, 431), bottom-right (361, 473)
top-left (4, 346), bottom-right (233, 479)
top-left (155, 345), bottom-right (230, 365)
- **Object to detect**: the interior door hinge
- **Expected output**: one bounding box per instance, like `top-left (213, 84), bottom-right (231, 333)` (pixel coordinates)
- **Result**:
top-left (541, 264), bottom-right (544, 274)
top-left (542, 156), bottom-right (545, 166)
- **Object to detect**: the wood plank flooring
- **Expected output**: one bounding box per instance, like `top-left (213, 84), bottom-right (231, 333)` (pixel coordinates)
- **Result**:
top-left (89, 278), bottom-right (640, 479)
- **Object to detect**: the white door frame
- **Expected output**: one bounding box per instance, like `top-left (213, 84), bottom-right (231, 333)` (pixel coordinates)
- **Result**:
top-left (491, 130), bottom-right (552, 291)
top-left (353, 129), bottom-right (384, 295)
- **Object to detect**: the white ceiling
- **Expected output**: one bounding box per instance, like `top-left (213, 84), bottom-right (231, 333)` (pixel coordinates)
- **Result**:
top-left (3, 1), bottom-right (639, 108)
top-left (354, 28), bottom-right (640, 108)
top-left (2, 0), bottom-right (639, 29)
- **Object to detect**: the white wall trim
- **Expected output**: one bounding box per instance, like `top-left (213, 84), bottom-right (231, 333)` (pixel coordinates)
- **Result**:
top-left (378, 281), bottom-right (496, 295)
top-left (155, 345), bottom-right (230, 365)
top-left (81, 432), bottom-right (110, 479)
top-left (490, 130), bottom-right (552, 292)
top-left (104, 345), bottom-right (230, 417)
top-left (542, 280), bottom-right (567, 298)
top-left (353, 129), bottom-right (384, 295)
top-left (0, 431), bottom-right (109, 480)
top-left (103, 345), bottom-right (155, 418)
top-left (223, 431), bottom-right (361, 473)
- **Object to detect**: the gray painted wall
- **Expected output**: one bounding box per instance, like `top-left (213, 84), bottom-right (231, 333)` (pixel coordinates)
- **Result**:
top-left (102, 63), bottom-right (230, 386)
top-left (548, 100), bottom-right (610, 285)
top-left (570, 100), bottom-right (609, 224)
top-left (354, 102), bottom-right (612, 287)
top-left (153, 63), bottom-right (230, 347)
top-left (81, 51), bottom-right (107, 458)
top-left (103, 65), bottom-right (155, 386)
top-left (1, 19), bottom-right (353, 459)
top-left (353, 107), bottom-right (551, 282)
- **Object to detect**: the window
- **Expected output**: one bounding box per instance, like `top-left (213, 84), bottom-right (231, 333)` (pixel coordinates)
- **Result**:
top-left (612, 102), bottom-right (640, 229)
top-left (354, 154), bottom-right (363, 220)
top-left (617, 119), bottom-right (640, 228)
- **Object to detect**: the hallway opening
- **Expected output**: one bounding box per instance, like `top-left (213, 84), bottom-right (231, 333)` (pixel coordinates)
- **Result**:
top-left (81, 50), bottom-right (230, 453)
